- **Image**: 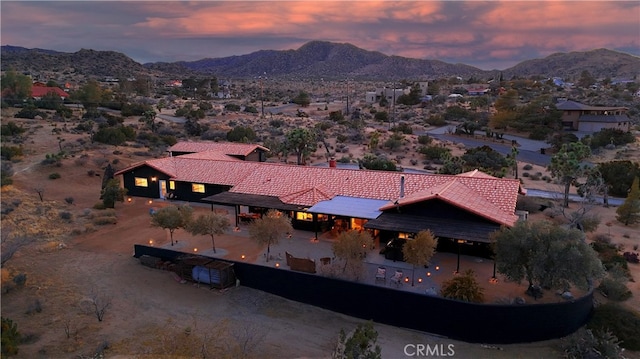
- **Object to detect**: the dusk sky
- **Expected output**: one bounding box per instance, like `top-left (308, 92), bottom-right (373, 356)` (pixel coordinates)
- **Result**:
top-left (1, 1), bottom-right (639, 70)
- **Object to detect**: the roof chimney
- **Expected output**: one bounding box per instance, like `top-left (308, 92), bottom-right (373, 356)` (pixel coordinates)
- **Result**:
top-left (400, 175), bottom-right (405, 198)
top-left (329, 157), bottom-right (337, 168)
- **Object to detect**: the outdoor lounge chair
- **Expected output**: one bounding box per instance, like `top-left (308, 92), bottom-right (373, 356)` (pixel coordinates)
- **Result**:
top-left (375, 267), bottom-right (386, 284)
top-left (390, 270), bottom-right (403, 287)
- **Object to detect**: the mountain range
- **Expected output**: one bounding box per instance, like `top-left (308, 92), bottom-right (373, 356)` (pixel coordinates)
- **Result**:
top-left (2, 41), bottom-right (639, 81)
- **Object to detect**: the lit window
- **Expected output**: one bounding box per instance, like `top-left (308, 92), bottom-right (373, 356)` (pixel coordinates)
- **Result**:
top-left (296, 212), bottom-right (314, 221)
top-left (134, 177), bottom-right (148, 187)
top-left (169, 181), bottom-right (175, 190)
top-left (192, 183), bottom-right (205, 193)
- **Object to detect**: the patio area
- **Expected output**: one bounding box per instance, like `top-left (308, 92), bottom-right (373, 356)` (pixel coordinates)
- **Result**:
top-left (140, 201), bottom-right (584, 304)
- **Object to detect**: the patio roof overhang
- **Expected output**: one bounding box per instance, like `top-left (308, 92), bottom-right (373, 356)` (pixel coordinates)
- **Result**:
top-left (306, 196), bottom-right (390, 219)
top-left (202, 192), bottom-right (304, 212)
top-left (364, 213), bottom-right (503, 243)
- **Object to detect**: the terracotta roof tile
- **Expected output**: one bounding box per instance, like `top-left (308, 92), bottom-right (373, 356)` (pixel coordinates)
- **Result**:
top-left (168, 141), bottom-right (269, 156)
top-left (116, 155), bottom-right (521, 227)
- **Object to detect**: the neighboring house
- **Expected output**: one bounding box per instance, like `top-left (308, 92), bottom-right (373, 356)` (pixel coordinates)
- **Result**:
top-left (463, 84), bottom-right (490, 96)
top-left (365, 87), bottom-right (409, 104)
top-left (30, 84), bottom-right (69, 100)
top-left (115, 142), bottom-right (522, 257)
top-left (556, 100), bottom-right (631, 132)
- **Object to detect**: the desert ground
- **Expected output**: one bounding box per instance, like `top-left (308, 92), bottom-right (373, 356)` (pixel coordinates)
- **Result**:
top-left (1, 106), bottom-right (639, 358)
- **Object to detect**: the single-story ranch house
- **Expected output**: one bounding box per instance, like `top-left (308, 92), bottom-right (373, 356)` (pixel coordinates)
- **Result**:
top-left (115, 142), bottom-right (524, 257)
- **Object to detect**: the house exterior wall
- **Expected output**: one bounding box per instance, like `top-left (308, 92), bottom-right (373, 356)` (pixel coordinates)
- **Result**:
top-left (561, 110), bottom-right (581, 130)
top-left (121, 165), bottom-right (231, 202)
top-left (121, 166), bottom-right (165, 198)
top-left (169, 182), bottom-right (231, 203)
top-left (400, 199), bottom-right (496, 225)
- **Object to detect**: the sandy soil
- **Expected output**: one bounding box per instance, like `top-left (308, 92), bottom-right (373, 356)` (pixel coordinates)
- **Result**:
top-left (1, 108), bottom-right (639, 358)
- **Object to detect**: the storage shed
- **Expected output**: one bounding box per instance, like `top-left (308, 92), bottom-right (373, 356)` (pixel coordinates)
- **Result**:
top-left (173, 255), bottom-right (236, 289)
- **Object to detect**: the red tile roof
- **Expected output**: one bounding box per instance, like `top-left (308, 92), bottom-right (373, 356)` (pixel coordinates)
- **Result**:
top-left (168, 142), bottom-right (269, 156)
top-left (116, 144), bottom-right (522, 227)
top-left (31, 86), bottom-right (68, 98)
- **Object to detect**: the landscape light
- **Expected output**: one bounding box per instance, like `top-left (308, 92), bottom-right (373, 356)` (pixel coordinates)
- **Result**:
top-left (241, 254), bottom-right (246, 260)
top-left (418, 278), bottom-right (423, 283)
top-left (193, 248), bottom-right (198, 252)
top-left (275, 263), bottom-right (280, 268)
top-left (435, 266), bottom-right (440, 271)
top-left (427, 272), bottom-right (431, 277)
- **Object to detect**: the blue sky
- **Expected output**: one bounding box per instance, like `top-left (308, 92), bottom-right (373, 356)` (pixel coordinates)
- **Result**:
top-left (1, 1), bottom-right (639, 70)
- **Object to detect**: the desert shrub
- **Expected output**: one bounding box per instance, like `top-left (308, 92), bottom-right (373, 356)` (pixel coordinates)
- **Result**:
top-left (394, 122), bottom-right (413, 134)
top-left (425, 114), bottom-right (446, 126)
top-left (523, 164), bottom-right (533, 170)
top-left (1, 317), bottom-right (21, 357)
top-left (440, 269), bottom-right (484, 303)
top-left (598, 277), bottom-right (632, 301)
top-left (25, 299), bottom-right (42, 315)
top-left (587, 303), bottom-right (640, 350)
top-left (561, 328), bottom-right (624, 359)
top-left (590, 242), bottom-right (630, 276)
top-left (1, 145), bottom-right (23, 161)
top-left (226, 126), bottom-right (256, 142)
top-left (92, 216), bottom-right (118, 225)
top-left (589, 128), bottom-right (636, 149)
top-left (529, 173), bottom-right (541, 181)
top-left (623, 252), bottom-right (639, 263)
top-left (417, 135), bottom-right (432, 145)
top-left (48, 172), bottom-right (61, 179)
top-left (59, 211), bottom-right (73, 221)
top-left (1, 161), bottom-right (14, 186)
top-left (522, 172), bottom-right (530, 177)
top-left (419, 145), bottom-right (450, 160)
top-left (224, 103), bottom-right (241, 112)
top-left (1, 121), bottom-right (26, 136)
top-left (93, 202), bottom-right (106, 210)
top-left (592, 233), bottom-right (612, 244)
top-left (87, 169), bottom-right (96, 176)
top-left (12, 273), bottom-right (26, 287)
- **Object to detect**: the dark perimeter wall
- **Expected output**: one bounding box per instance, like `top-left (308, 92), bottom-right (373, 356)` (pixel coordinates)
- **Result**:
top-left (133, 244), bottom-right (593, 344)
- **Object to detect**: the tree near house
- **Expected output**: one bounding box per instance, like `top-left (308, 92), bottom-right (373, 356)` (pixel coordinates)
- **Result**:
top-left (248, 210), bottom-right (293, 262)
top-left (285, 128), bottom-right (317, 165)
top-left (0, 69), bottom-right (32, 103)
top-left (101, 178), bottom-right (127, 208)
top-left (332, 230), bottom-right (374, 274)
top-left (548, 142), bottom-right (592, 208)
top-left (492, 220), bottom-right (604, 298)
top-left (186, 212), bottom-right (231, 253)
top-left (291, 91), bottom-right (311, 107)
top-left (150, 205), bottom-right (194, 246)
top-left (402, 230), bottom-right (437, 286)
top-left (616, 177), bottom-right (640, 226)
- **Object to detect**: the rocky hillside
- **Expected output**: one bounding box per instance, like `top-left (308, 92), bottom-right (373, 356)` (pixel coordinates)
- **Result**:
top-left (2, 42), bottom-right (639, 81)
top-left (1, 46), bottom-right (160, 78)
top-left (502, 48), bottom-right (640, 80)
top-left (166, 41), bottom-right (485, 80)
